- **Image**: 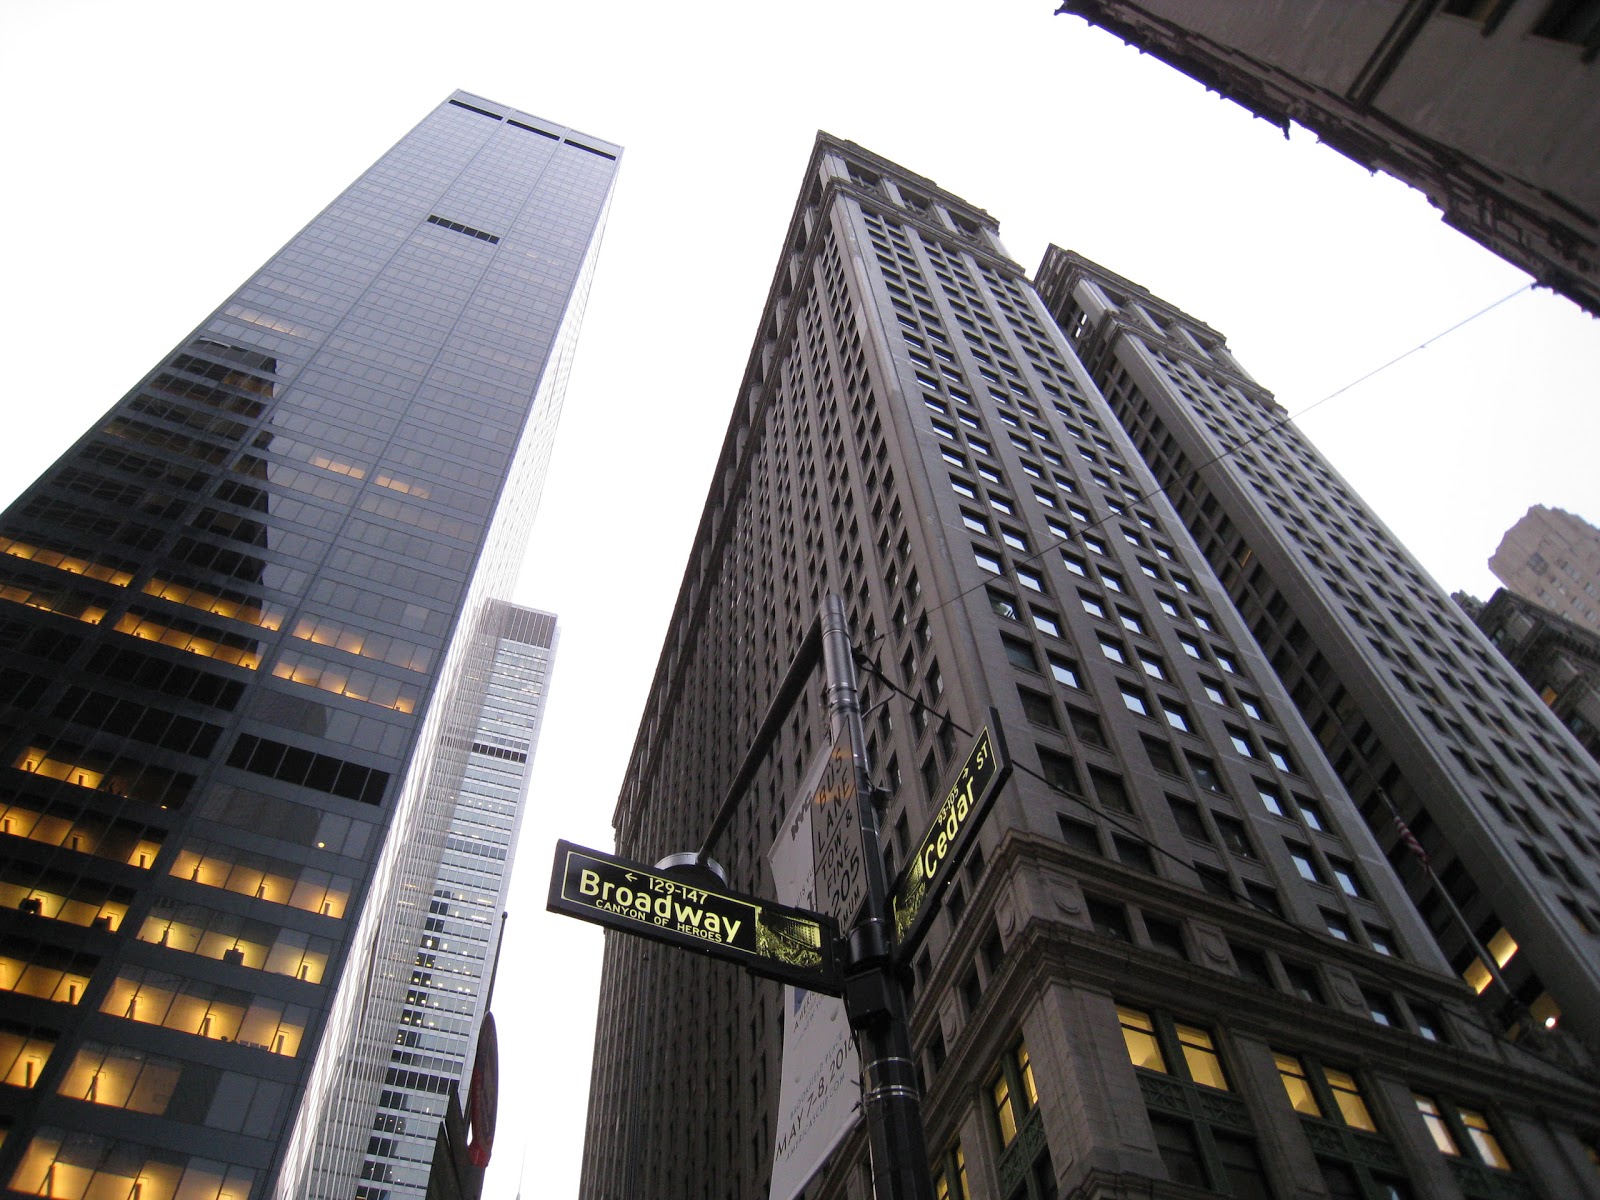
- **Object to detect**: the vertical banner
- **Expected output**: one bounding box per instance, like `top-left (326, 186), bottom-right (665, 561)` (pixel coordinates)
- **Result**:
top-left (768, 752), bottom-right (861, 1200)
top-left (811, 729), bottom-right (868, 929)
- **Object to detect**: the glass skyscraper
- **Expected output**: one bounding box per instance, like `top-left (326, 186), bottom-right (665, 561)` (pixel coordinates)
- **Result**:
top-left (0, 91), bottom-right (616, 1200)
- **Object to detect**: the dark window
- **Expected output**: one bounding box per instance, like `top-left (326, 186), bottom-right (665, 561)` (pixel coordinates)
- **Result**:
top-left (1067, 707), bottom-right (1106, 747)
top-left (1003, 636), bottom-right (1039, 672)
top-left (425, 214), bottom-right (501, 244)
top-left (227, 734), bottom-right (387, 804)
top-left (961, 966), bottom-right (982, 1014)
top-left (1114, 836), bottom-right (1156, 874)
top-left (1232, 943), bottom-right (1273, 987)
top-left (1144, 737), bottom-right (1180, 775)
top-left (1145, 915), bottom-right (1186, 958)
top-left (1214, 1134), bottom-right (1274, 1200)
top-left (1245, 883), bottom-right (1283, 918)
top-left (1532, 0), bottom-right (1600, 46)
top-left (947, 881), bottom-right (967, 924)
top-left (981, 926), bottom-right (1005, 973)
top-left (1018, 687), bottom-right (1059, 729)
top-left (1188, 755), bottom-right (1224, 793)
top-left (1029, 1149), bottom-right (1057, 1200)
top-left (1090, 768), bottom-right (1131, 812)
top-left (1214, 815), bottom-right (1255, 859)
top-left (1283, 961), bottom-right (1325, 1005)
top-left (1317, 1160), bottom-right (1362, 1200)
top-left (1038, 747), bottom-right (1079, 795)
top-left (1168, 796), bottom-right (1208, 841)
top-left (1057, 815), bottom-right (1100, 854)
top-left (1087, 896), bottom-right (1131, 941)
top-left (1150, 1116), bottom-right (1207, 1189)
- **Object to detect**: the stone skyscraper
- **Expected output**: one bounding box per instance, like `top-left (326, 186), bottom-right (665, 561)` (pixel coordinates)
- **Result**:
top-left (0, 92), bottom-right (616, 1200)
top-left (581, 136), bottom-right (1600, 1200)
top-left (1037, 248), bottom-right (1600, 1047)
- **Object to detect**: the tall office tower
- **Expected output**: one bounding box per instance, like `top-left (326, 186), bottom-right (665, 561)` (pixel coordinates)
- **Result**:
top-left (1036, 248), bottom-right (1600, 1049)
top-left (1472, 589), bottom-right (1600, 765)
top-left (1054, 1), bottom-right (1600, 315)
top-left (1490, 505), bottom-right (1600, 636)
top-left (358, 603), bottom-right (555, 1199)
top-left (583, 135), bottom-right (1600, 1200)
top-left (0, 92), bottom-right (616, 1200)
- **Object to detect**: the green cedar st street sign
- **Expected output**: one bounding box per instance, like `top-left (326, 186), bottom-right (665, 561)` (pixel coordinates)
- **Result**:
top-left (547, 841), bottom-right (843, 994)
top-left (889, 714), bottom-right (1012, 958)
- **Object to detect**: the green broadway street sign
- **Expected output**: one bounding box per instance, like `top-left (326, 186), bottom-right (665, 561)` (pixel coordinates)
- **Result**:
top-left (547, 840), bottom-right (843, 994)
top-left (889, 714), bottom-right (1011, 958)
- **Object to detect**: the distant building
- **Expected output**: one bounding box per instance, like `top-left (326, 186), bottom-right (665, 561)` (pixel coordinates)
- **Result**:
top-left (359, 604), bottom-right (554, 1200)
top-left (1475, 588), bottom-right (1600, 764)
top-left (1490, 505), bottom-right (1600, 635)
top-left (581, 134), bottom-right (1600, 1200)
top-left (1055, 0), bottom-right (1600, 314)
top-left (1453, 591), bottom-right (1486, 622)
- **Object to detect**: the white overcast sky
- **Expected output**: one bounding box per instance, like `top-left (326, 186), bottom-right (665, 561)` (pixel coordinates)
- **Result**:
top-left (3, 2), bottom-right (1598, 1195)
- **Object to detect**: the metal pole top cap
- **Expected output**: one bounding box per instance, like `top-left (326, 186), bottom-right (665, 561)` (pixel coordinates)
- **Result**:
top-left (654, 852), bottom-right (728, 888)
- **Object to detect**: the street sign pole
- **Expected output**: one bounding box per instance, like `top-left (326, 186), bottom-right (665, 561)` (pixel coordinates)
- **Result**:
top-left (821, 593), bottom-right (935, 1200)
top-left (552, 595), bottom-right (942, 1198)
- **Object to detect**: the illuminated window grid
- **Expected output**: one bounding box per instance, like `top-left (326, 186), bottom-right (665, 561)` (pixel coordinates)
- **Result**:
top-left (101, 968), bottom-right (308, 1056)
top-left (7, 1126), bottom-right (255, 1200)
top-left (168, 843), bottom-right (351, 918)
top-left (0, 801), bottom-right (162, 868)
